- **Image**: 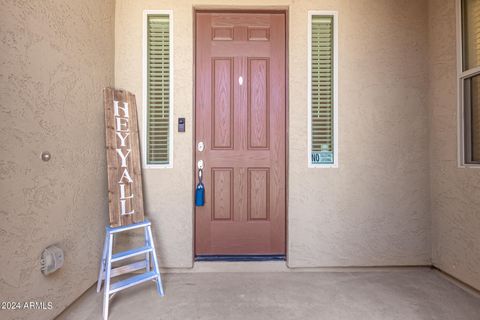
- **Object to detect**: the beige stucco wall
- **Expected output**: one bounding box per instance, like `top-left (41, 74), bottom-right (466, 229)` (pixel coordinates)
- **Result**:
top-left (0, 1), bottom-right (115, 319)
top-left (116, 0), bottom-right (431, 269)
top-left (428, 0), bottom-right (480, 291)
top-left (3, 0), bottom-right (479, 316)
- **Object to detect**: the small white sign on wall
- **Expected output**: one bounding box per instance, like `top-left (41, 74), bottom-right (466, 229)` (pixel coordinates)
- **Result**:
top-left (311, 151), bottom-right (334, 165)
top-left (311, 144), bottom-right (334, 165)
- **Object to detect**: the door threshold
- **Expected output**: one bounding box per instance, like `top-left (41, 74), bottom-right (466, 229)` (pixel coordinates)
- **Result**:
top-left (195, 255), bottom-right (285, 262)
top-left (192, 259), bottom-right (288, 273)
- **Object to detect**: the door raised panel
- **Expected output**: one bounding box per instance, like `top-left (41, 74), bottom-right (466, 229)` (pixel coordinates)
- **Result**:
top-left (212, 27), bottom-right (234, 41)
top-left (248, 168), bottom-right (270, 221)
top-left (212, 168), bottom-right (234, 221)
top-left (248, 58), bottom-right (270, 149)
top-left (212, 58), bottom-right (234, 149)
top-left (248, 27), bottom-right (270, 41)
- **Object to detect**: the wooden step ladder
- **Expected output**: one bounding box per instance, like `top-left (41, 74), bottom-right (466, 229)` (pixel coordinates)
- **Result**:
top-left (97, 219), bottom-right (164, 319)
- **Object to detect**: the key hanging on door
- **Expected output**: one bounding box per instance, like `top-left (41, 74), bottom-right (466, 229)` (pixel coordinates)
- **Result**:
top-left (195, 168), bottom-right (205, 206)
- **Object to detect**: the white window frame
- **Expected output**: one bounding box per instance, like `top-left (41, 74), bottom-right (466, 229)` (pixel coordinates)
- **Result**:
top-left (142, 10), bottom-right (174, 169)
top-left (456, 0), bottom-right (480, 168)
top-left (307, 11), bottom-right (339, 168)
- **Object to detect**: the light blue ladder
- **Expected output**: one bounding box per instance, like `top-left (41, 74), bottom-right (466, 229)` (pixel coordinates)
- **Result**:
top-left (97, 219), bottom-right (164, 319)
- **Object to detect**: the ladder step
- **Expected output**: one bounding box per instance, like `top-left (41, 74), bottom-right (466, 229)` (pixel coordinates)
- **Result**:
top-left (106, 219), bottom-right (151, 234)
top-left (109, 271), bottom-right (158, 294)
top-left (101, 260), bottom-right (147, 280)
top-left (111, 245), bottom-right (153, 262)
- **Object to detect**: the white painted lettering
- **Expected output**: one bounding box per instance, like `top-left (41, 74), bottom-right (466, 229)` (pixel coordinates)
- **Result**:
top-left (113, 100), bottom-right (129, 118)
top-left (115, 132), bottom-right (130, 147)
top-left (118, 168), bottom-right (133, 183)
top-left (116, 149), bottom-right (131, 168)
top-left (120, 199), bottom-right (135, 215)
top-left (115, 117), bottom-right (129, 132)
top-left (119, 183), bottom-right (134, 200)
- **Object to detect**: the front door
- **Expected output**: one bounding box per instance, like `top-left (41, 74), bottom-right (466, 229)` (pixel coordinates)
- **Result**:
top-left (195, 11), bottom-right (286, 255)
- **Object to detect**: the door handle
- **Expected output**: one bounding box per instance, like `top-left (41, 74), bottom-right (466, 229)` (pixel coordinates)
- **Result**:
top-left (197, 160), bottom-right (204, 169)
top-left (196, 162), bottom-right (205, 207)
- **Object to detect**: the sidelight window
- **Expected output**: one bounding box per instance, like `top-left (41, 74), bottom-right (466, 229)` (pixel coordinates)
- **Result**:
top-left (308, 11), bottom-right (338, 168)
top-left (143, 11), bottom-right (173, 168)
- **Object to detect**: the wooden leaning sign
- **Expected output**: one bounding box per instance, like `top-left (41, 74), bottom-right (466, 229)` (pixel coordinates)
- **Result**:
top-left (98, 88), bottom-right (164, 320)
top-left (104, 87), bottom-right (144, 227)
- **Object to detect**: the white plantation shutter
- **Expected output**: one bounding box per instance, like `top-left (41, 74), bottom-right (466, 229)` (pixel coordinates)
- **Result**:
top-left (473, 1), bottom-right (480, 160)
top-left (471, 76), bottom-right (480, 160)
top-left (309, 13), bottom-right (337, 166)
top-left (463, 0), bottom-right (480, 70)
top-left (461, 0), bottom-right (480, 164)
top-left (147, 14), bottom-right (171, 165)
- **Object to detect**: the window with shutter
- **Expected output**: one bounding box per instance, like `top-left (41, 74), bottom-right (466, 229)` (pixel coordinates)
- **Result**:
top-left (308, 12), bottom-right (338, 168)
top-left (144, 12), bottom-right (173, 167)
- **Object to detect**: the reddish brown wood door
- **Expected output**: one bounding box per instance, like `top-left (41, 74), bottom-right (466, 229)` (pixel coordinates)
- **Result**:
top-left (195, 12), bottom-right (286, 255)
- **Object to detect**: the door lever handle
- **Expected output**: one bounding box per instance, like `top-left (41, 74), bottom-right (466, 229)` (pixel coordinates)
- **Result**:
top-left (196, 164), bottom-right (205, 207)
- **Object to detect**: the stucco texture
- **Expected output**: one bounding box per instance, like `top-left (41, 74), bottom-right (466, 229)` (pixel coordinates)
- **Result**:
top-left (0, 0), bottom-right (115, 319)
top-left (115, 0), bottom-right (431, 269)
top-left (428, 0), bottom-right (480, 291)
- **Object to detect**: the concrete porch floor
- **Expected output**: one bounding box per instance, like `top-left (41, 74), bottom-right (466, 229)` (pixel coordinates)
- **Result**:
top-left (57, 268), bottom-right (480, 320)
